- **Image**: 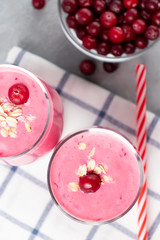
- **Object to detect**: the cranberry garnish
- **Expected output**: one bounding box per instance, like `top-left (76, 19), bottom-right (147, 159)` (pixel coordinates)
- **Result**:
top-left (66, 15), bottom-right (79, 29)
top-left (32, 0), bottom-right (45, 9)
top-left (75, 8), bottom-right (93, 25)
top-left (78, 0), bottom-right (93, 7)
top-left (93, 0), bottom-right (106, 14)
top-left (103, 62), bottom-right (119, 73)
top-left (100, 11), bottom-right (118, 29)
top-left (111, 44), bottom-right (124, 56)
top-left (144, 25), bottom-right (159, 40)
top-left (152, 11), bottom-right (160, 28)
top-left (99, 28), bottom-right (109, 42)
top-left (123, 42), bottom-right (136, 53)
top-left (122, 24), bottom-right (136, 41)
top-left (79, 59), bottom-right (96, 75)
top-left (109, 0), bottom-right (124, 14)
top-left (123, 0), bottom-right (139, 9)
top-left (8, 84), bottom-right (29, 105)
top-left (87, 21), bottom-right (102, 36)
top-left (132, 19), bottom-right (146, 34)
top-left (79, 174), bottom-right (101, 193)
top-left (97, 42), bottom-right (111, 55)
top-left (124, 8), bottom-right (139, 24)
top-left (76, 27), bottom-right (88, 40)
top-left (145, 0), bottom-right (159, 14)
top-left (135, 35), bottom-right (148, 49)
top-left (82, 35), bottom-right (97, 49)
top-left (108, 26), bottom-right (125, 43)
top-left (62, 0), bottom-right (77, 14)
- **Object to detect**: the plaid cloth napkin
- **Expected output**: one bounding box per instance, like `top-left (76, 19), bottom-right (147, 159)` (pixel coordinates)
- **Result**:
top-left (0, 46), bottom-right (160, 240)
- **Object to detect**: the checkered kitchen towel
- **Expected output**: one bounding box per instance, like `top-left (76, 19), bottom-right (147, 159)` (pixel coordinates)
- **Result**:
top-left (0, 46), bottom-right (160, 240)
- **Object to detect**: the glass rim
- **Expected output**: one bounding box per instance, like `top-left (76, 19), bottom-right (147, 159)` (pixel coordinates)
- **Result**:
top-left (57, 0), bottom-right (160, 63)
top-left (47, 126), bottom-right (144, 224)
top-left (0, 64), bottom-right (50, 160)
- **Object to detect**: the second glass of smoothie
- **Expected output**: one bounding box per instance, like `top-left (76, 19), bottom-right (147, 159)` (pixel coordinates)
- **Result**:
top-left (0, 64), bottom-right (63, 166)
top-left (48, 127), bottom-right (143, 224)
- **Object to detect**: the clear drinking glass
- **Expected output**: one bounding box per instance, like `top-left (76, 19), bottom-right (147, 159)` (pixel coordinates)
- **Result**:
top-left (0, 64), bottom-right (63, 166)
top-left (48, 127), bottom-right (143, 224)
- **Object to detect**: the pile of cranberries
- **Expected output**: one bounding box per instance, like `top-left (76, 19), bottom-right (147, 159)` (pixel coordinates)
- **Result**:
top-left (61, 0), bottom-right (160, 57)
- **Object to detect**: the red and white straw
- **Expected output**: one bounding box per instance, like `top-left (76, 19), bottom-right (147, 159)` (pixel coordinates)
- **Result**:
top-left (136, 64), bottom-right (148, 240)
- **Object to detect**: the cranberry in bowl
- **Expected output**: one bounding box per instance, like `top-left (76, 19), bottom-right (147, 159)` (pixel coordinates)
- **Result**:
top-left (58, 0), bottom-right (160, 62)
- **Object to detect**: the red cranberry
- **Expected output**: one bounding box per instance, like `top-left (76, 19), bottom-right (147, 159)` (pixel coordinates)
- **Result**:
top-left (122, 24), bottom-right (136, 41)
top-left (152, 11), bottom-right (160, 28)
top-left (87, 21), bottom-right (102, 36)
top-left (123, 0), bottom-right (139, 9)
top-left (100, 11), bottom-right (117, 29)
top-left (62, 0), bottom-right (77, 14)
top-left (118, 14), bottom-right (126, 26)
top-left (132, 19), bottom-right (146, 34)
top-left (145, 25), bottom-right (159, 40)
top-left (93, 0), bottom-right (106, 14)
top-left (99, 28), bottom-right (110, 41)
top-left (125, 8), bottom-right (139, 24)
top-left (123, 42), bottom-right (136, 53)
top-left (103, 62), bottom-right (119, 72)
top-left (145, 0), bottom-right (159, 14)
top-left (82, 35), bottom-right (97, 49)
top-left (135, 35), bottom-right (148, 48)
top-left (96, 42), bottom-right (111, 55)
top-left (32, 0), bottom-right (45, 9)
top-left (76, 27), bottom-right (88, 40)
top-left (8, 84), bottom-right (29, 105)
top-left (109, 0), bottom-right (124, 13)
top-left (139, 0), bottom-right (147, 10)
top-left (66, 15), bottom-right (79, 29)
top-left (75, 8), bottom-right (93, 25)
top-left (111, 44), bottom-right (124, 56)
top-left (79, 174), bottom-right (101, 193)
top-left (78, 0), bottom-right (93, 7)
top-left (105, 0), bottom-right (112, 6)
top-left (140, 10), bottom-right (152, 23)
top-left (108, 26), bottom-right (125, 43)
top-left (80, 59), bottom-right (96, 75)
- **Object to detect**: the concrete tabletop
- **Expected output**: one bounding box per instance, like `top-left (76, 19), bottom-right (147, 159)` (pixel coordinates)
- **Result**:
top-left (1, 0), bottom-right (160, 116)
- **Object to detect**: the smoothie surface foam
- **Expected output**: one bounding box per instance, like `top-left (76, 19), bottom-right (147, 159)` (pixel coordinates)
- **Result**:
top-left (49, 129), bottom-right (141, 222)
top-left (0, 66), bottom-right (48, 157)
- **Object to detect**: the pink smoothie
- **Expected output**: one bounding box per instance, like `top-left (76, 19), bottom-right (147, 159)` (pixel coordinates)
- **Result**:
top-left (48, 128), bottom-right (143, 223)
top-left (0, 65), bottom-right (63, 165)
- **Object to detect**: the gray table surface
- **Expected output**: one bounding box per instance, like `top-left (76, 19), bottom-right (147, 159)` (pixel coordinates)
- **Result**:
top-left (1, 0), bottom-right (160, 116)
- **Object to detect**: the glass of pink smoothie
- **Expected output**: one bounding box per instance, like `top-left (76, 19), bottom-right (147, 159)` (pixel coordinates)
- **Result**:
top-left (0, 64), bottom-right (63, 166)
top-left (48, 127), bottom-right (143, 223)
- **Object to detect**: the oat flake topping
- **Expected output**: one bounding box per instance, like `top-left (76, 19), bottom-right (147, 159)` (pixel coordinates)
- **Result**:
top-left (68, 143), bottom-right (115, 192)
top-left (0, 96), bottom-right (35, 138)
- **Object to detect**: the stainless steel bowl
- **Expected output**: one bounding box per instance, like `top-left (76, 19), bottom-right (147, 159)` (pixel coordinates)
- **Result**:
top-left (58, 0), bottom-right (160, 63)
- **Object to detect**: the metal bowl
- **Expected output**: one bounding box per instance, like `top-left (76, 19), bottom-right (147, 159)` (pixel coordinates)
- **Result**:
top-left (58, 0), bottom-right (160, 63)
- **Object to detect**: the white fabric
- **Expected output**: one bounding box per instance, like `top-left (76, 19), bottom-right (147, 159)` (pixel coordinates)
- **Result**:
top-left (0, 46), bottom-right (159, 240)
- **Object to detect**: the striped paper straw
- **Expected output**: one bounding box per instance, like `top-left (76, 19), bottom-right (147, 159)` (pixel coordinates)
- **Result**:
top-left (136, 64), bottom-right (148, 240)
